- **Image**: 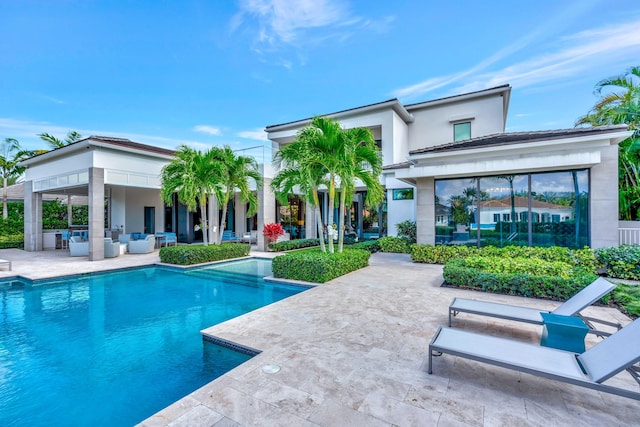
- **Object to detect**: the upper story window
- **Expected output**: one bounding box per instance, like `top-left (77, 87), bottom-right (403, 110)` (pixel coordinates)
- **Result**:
top-left (454, 122), bottom-right (471, 142)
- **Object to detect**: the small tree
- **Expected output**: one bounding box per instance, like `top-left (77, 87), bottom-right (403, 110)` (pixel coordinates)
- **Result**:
top-left (263, 223), bottom-right (284, 245)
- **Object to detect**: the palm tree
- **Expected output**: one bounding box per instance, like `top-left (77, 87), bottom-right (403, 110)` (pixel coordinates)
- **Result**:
top-left (0, 138), bottom-right (30, 220)
top-left (576, 66), bottom-right (640, 219)
top-left (272, 145), bottom-right (328, 252)
top-left (160, 145), bottom-right (221, 246)
top-left (208, 146), bottom-right (262, 245)
top-left (38, 131), bottom-right (83, 149)
top-left (335, 126), bottom-right (384, 252)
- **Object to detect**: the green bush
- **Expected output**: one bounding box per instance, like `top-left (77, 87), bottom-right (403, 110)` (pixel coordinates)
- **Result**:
top-left (269, 238), bottom-right (320, 252)
top-left (443, 256), bottom-right (598, 300)
top-left (611, 283), bottom-right (640, 317)
top-left (396, 220), bottom-right (416, 243)
top-left (594, 245), bottom-right (640, 279)
top-left (347, 239), bottom-right (381, 253)
top-left (0, 234), bottom-right (24, 249)
top-left (272, 249), bottom-right (370, 283)
top-left (411, 244), bottom-right (598, 273)
top-left (159, 243), bottom-right (250, 265)
top-left (378, 236), bottom-right (411, 253)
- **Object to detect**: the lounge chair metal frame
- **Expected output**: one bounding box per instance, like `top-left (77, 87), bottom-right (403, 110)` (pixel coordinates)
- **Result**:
top-left (428, 318), bottom-right (640, 401)
top-left (448, 277), bottom-right (622, 336)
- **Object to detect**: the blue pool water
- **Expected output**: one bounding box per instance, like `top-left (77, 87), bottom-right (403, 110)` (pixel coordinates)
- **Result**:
top-left (0, 259), bottom-right (304, 426)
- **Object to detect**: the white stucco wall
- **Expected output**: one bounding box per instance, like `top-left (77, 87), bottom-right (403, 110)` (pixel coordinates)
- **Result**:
top-left (407, 95), bottom-right (505, 151)
top-left (124, 188), bottom-right (164, 234)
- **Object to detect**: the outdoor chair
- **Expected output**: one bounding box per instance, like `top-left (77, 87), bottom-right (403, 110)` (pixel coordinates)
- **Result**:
top-left (69, 236), bottom-right (89, 256)
top-left (0, 259), bottom-right (11, 271)
top-left (163, 232), bottom-right (177, 247)
top-left (448, 277), bottom-right (620, 336)
top-left (222, 230), bottom-right (239, 242)
top-left (103, 238), bottom-right (120, 258)
top-left (428, 318), bottom-right (640, 401)
top-left (128, 235), bottom-right (155, 254)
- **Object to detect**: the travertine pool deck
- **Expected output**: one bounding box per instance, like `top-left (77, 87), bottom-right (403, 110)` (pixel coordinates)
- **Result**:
top-left (1, 248), bottom-right (638, 426)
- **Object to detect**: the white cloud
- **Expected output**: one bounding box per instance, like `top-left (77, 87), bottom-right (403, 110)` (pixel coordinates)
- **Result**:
top-left (193, 125), bottom-right (222, 136)
top-left (393, 17), bottom-right (640, 100)
top-left (237, 128), bottom-right (268, 141)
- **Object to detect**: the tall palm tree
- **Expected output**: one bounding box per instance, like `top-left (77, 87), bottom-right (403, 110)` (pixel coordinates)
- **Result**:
top-left (208, 146), bottom-right (262, 244)
top-left (576, 66), bottom-right (640, 219)
top-left (335, 126), bottom-right (384, 252)
top-left (160, 145), bottom-right (221, 246)
top-left (38, 131), bottom-right (83, 149)
top-left (272, 145), bottom-right (328, 252)
top-left (0, 138), bottom-right (30, 220)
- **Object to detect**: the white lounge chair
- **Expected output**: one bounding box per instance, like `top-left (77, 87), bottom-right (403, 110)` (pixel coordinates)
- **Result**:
top-left (103, 238), bottom-right (120, 258)
top-left (448, 277), bottom-right (620, 335)
top-left (428, 317), bottom-right (640, 400)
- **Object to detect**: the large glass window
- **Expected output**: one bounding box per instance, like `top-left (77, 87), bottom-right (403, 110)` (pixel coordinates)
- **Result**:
top-left (435, 169), bottom-right (589, 249)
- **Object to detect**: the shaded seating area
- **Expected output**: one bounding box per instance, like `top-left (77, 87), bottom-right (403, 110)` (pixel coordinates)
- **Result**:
top-left (428, 318), bottom-right (640, 401)
top-left (448, 277), bottom-right (620, 335)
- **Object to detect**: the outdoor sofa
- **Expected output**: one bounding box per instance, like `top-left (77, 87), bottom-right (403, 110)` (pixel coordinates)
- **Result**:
top-left (103, 238), bottom-right (120, 258)
top-left (69, 236), bottom-right (89, 256)
top-left (128, 235), bottom-right (155, 254)
top-left (428, 317), bottom-right (640, 400)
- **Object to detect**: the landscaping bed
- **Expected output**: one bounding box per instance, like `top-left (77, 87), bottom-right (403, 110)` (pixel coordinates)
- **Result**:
top-left (272, 248), bottom-right (370, 283)
top-left (159, 243), bottom-right (250, 265)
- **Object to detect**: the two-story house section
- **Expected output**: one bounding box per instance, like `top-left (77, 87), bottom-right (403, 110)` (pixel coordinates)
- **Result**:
top-left (266, 84), bottom-right (632, 249)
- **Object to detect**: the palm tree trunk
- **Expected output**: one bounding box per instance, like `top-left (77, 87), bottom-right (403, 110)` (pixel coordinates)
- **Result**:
top-left (327, 175), bottom-right (335, 253)
top-left (219, 194), bottom-right (230, 245)
top-left (2, 176), bottom-right (7, 220)
top-left (312, 189), bottom-right (326, 252)
top-left (338, 188), bottom-right (346, 253)
top-left (199, 197), bottom-right (208, 246)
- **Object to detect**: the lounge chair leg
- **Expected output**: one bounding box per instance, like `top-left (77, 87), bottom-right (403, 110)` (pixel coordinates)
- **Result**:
top-left (428, 347), bottom-right (433, 374)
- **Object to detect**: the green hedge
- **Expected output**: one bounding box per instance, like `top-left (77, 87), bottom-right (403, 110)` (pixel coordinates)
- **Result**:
top-left (159, 243), bottom-right (250, 265)
top-left (412, 244), bottom-right (598, 273)
top-left (269, 238), bottom-right (320, 252)
top-left (0, 234), bottom-right (23, 249)
top-left (272, 249), bottom-right (370, 283)
top-left (443, 256), bottom-right (598, 300)
top-left (594, 245), bottom-right (640, 280)
top-left (347, 239), bottom-right (381, 253)
top-left (378, 236), bottom-right (411, 253)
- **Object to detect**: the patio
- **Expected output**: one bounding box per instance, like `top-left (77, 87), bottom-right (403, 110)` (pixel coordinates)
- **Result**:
top-left (0, 249), bottom-right (637, 425)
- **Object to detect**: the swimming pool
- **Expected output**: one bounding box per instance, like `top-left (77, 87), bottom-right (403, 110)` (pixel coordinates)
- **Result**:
top-left (0, 258), bottom-right (305, 426)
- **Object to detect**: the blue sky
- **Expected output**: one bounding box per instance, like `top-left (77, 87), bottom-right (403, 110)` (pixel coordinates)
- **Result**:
top-left (1, 0), bottom-right (639, 153)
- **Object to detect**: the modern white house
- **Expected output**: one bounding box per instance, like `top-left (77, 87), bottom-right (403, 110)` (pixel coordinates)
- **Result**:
top-left (20, 84), bottom-right (633, 260)
top-left (265, 85), bottom-right (632, 249)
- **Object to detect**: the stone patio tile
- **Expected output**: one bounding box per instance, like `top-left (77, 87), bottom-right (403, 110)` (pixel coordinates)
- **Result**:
top-left (405, 385), bottom-right (484, 427)
top-left (252, 379), bottom-right (323, 419)
top-left (139, 396), bottom-right (201, 426)
top-left (168, 404), bottom-right (224, 427)
top-left (358, 389), bottom-right (441, 425)
top-left (308, 398), bottom-right (389, 427)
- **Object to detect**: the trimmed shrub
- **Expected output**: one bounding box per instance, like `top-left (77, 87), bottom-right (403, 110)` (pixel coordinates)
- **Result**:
top-left (378, 236), bottom-right (411, 253)
top-left (412, 244), bottom-right (598, 273)
top-left (269, 238), bottom-right (320, 252)
top-left (0, 234), bottom-right (24, 249)
top-left (159, 243), bottom-right (250, 265)
top-left (272, 249), bottom-right (370, 283)
top-left (348, 239), bottom-right (381, 253)
top-left (396, 220), bottom-right (416, 243)
top-left (594, 245), bottom-right (640, 280)
top-left (443, 256), bottom-right (598, 300)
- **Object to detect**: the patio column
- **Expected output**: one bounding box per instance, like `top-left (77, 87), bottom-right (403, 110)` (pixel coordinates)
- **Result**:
top-left (67, 195), bottom-right (73, 227)
top-left (416, 177), bottom-right (435, 245)
top-left (24, 180), bottom-right (43, 251)
top-left (88, 167), bottom-right (105, 261)
top-left (591, 144), bottom-right (619, 248)
top-left (257, 178), bottom-right (275, 251)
